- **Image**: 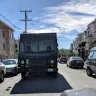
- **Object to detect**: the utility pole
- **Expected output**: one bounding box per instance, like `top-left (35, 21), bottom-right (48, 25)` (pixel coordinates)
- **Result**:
top-left (20, 10), bottom-right (32, 33)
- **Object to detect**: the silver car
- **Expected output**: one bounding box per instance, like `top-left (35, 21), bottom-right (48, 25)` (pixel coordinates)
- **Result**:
top-left (60, 88), bottom-right (96, 96)
top-left (2, 59), bottom-right (18, 75)
top-left (0, 62), bottom-right (6, 83)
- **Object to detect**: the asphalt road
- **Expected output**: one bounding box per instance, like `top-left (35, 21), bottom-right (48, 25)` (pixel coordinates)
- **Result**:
top-left (0, 63), bottom-right (96, 96)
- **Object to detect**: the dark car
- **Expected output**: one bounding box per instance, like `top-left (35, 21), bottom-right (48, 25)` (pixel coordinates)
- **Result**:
top-left (85, 47), bottom-right (96, 77)
top-left (67, 56), bottom-right (84, 68)
top-left (59, 57), bottom-right (67, 63)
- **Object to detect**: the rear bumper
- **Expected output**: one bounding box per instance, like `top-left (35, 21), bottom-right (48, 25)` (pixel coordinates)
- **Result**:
top-left (6, 71), bottom-right (17, 74)
top-left (71, 63), bottom-right (84, 66)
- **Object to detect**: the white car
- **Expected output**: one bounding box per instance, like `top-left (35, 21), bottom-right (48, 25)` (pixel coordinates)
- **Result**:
top-left (0, 62), bottom-right (6, 83)
top-left (2, 59), bottom-right (18, 75)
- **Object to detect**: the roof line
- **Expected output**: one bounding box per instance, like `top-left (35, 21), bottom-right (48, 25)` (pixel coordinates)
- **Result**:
top-left (0, 20), bottom-right (14, 31)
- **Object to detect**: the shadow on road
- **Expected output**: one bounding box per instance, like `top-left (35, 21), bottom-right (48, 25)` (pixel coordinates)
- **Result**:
top-left (5, 73), bottom-right (19, 78)
top-left (5, 74), bottom-right (16, 78)
top-left (71, 67), bottom-right (85, 70)
top-left (11, 73), bottom-right (72, 94)
top-left (92, 74), bottom-right (96, 79)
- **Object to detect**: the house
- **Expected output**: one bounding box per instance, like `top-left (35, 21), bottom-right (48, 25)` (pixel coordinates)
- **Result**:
top-left (77, 32), bottom-right (86, 60)
top-left (0, 20), bottom-right (15, 61)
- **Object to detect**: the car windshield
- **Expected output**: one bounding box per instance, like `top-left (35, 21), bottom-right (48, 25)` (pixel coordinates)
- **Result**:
top-left (20, 40), bottom-right (56, 53)
top-left (2, 60), bottom-right (16, 65)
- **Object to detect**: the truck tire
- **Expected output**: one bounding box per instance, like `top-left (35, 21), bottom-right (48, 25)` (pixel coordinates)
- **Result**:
top-left (86, 67), bottom-right (93, 76)
top-left (81, 66), bottom-right (83, 69)
top-left (0, 71), bottom-right (4, 83)
top-left (52, 72), bottom-right (57, 78)
top-left (21, 72), bottom-right (26, 80)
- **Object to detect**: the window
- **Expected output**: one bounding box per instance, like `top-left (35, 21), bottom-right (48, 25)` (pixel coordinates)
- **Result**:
top-left (15, 44), bottom-right (18, 48)
top-left (92, 51), bottom-right (96, 59)
top-left (3, 43), bottom-right (5, 50)
top-left (10, 33), bottom-right (14, 39)
top-left (2, 31), bottom-right (5, 37)
top-left (88, 51), bottom-right (94, 59)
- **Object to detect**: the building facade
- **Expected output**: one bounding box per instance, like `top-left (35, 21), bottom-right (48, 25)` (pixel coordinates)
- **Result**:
top-left (77, 32), bottom-right (86, 60)
top-left (0, 20), bottom-right (14, 61)
top-left (73, 38), bottom-right (78, 55)
top-left (71, 18), bottom-right (96, 60)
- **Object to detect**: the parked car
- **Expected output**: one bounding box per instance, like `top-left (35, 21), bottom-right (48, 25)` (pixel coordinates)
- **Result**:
top-left (60, 88), bottom-right (96, 96)
top-left (85, 47), bottom-right (96, 76)
top-left (67, 56), bottom-right (84, 68)
top-left (59, 57), bottom-right (67, 63)
top-left (0, 62), bottom-right (6, 83)
top-left (2, 59), bottom-right (18, 75)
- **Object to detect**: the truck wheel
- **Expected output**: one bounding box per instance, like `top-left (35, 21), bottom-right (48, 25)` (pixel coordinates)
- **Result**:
top-left (0, 72), bottom-right (4, 83)
top-left (21, 72), bottom-right (26, 80)
top-left (86, 67), bottom-right (93, 76)
top-left (81, 66), bottom-right (83, 69)
top-left (52, 72), bottom-right (57, 78)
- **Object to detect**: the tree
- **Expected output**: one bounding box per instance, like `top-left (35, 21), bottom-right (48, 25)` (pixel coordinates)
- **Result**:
top-left (58, 48), bottom-right (70, 57)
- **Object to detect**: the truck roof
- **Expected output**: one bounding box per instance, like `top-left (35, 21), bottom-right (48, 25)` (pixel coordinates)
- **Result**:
top-left (20, 33), bottom-right (57, 41)
top-left (20, 33), bottom-right (56, 35)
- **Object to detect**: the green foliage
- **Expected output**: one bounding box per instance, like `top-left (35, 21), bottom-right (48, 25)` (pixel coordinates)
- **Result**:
top-left (58, 48), bottom-right (70, 56)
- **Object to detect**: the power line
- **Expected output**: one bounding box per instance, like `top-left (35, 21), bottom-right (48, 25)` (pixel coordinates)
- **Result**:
top-left (0, 13), bottom-right (22, 30)
top-left (5, 12), bottom-right (12, 17)
top-left (16, 20), bottom-right (20, 25)
top-left (0, 0), bottom-right (5, 4)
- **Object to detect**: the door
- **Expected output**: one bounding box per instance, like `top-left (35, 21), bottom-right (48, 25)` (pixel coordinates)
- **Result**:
top-left (90, 50), bottom-right (96, 73)
top-left (87, 51), bottom-right (94, 71)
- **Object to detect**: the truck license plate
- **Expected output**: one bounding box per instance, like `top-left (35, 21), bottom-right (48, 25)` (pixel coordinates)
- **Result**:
top-left (48, 69), bottom-right (53, 72)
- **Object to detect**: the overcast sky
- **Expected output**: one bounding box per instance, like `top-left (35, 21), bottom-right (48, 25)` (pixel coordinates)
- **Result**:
top-left (0, 0), bottom-right (96, 49)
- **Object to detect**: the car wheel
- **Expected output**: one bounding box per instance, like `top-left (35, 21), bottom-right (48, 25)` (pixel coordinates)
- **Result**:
top-left (69, 63), bottom-right (72, 68)
top-left (86, 67), bottom-right (93, 76)
top-left (0, 72), bottom-right (4, 83)
top-left (21, 72), bottom-right (26, 80)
